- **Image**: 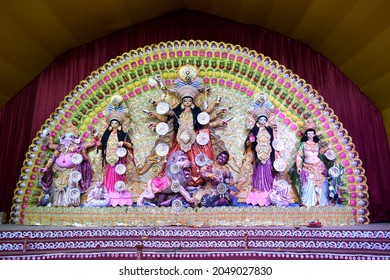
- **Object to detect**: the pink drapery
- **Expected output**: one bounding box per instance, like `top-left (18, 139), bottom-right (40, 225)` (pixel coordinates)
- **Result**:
top-left (0, 10), bottom-right (389, 222)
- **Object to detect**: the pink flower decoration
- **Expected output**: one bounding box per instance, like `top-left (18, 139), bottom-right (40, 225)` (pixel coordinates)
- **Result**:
top-left (279, 113), bottom-right (285, 119)
top-left (296, 92), bottom-right (303, 99)
top-left (349, 184), bottom-right (356, 191)
top-left (35, 159), bottom-right (41, 165)
top-left (226, 81), bottom-right (233, 87)
top-left (211, 78), bottom-right (217, 84)
top-left (290, 124), bottom-right (297, 131)
top-left (214, 51), bottom-right (220, 57)
top-left (117, 68), bottom-right (123, 73)
top-left (165, 80), bottom-right (171, 85)
top-left (124, 65), bottom-right (129, 70)
top-left (207, 51), bottom-right (212, 57)
top-left (229, 54), bottom-right (235, 60)
top-left (290, 87), bottom-right (296, 93)
top-left (135, 88), bottom-right (141, 94)
top-left (97, 112), bottom-right (104, 118)
top-left (60, 119), bottom-right (66, 124)
top-left (303, 98), bottom-right (309, 104)
top-left (271, 74), bottom-right (277, 80)
top-left (128, 92), bottom-right (135, 98)
top-left (258, 66), bottom-right (264, 72)
top-left (30, 174), bottom-right (36, 180)
top-left (28, 182), bottom-right (33, 187)
top-left (184, 51), bottom-right (190, 56)
top-left (218, 79), bottom-right (225, 85)
top-left (200, 51), bottom-right (205, 57)
top-left (350, 199), bottom-right (356, 206)
top-left (251, 62), bottom-right (257, 69)
top-left (204, 78), bottom-right (210, 83)
top-left (244, 59), bottom-right (250, 65)
top-left (86, 89), bottom-right (92, 95)
top-left (237, 56), bottom-right (243, 62)
top-left (70, 106), bottom-right (76, 111)
top-left (265, 70), bottom-right (271, 76)
top-left (247, 90), bottom-right (254, 96)
top-left (285, 82), bottom-right (291, 88)
top-left (284, 118), bottom-right (291, 125)
top-left (153, 54), bottom-right (159, 60)
top-left (104, 76), bottom-right (110, 81)
top-left (234, 83), bottom-right (240, 89)
top-left (65, 112), bottom-right (71, 118)
top-left (192, 50), bottom-right (198, 56)
top-left (346, 168), bottom-right (353, 174)
top-left (75, 100), bottom-right (81, 106)
top-left (55, 125), bottom-right (61, 131)
top-left (336, 145), bottom-right (342, 151)
top-left (331, 137), bottom-right (338, 143)
top-left (314, 110), bottom-right (321, 116)
top-left (319, 116), bottom-right (326, 122)
top-left (221, 52), bottom-right (227, 58)
top-left (307, 104), bottom-right (314, 110)
top-left (123, 95), bottom-right (128, 100)
top-left (343, 160), bottom-right (350, 166)
top-left (98, 80), bottom-right (104, 85)
top-left (177, 51), bottom-right (183, 57)
top-left (161, 53), bottom-right (167, 59)
top-left (146, 57), bottom-right (151, 62)
top-left (110, 72), bottom-right (116, 78)
top-left (339, 152), bottom-right (346, 159)
top-left (131, 62), bottom-right (137, 67)
top-left (92, 85), bottom-right (98, 90)
top-left (142, 85), bottom-right (149, 91)
top-left (83, 132), bottom-right (89, 138)
top-left (323, 123), bottom-right (330, 129)
top-left (138, 60), bottom-right (144, 65)
top-left (80, 94), bottom-right (86, 100)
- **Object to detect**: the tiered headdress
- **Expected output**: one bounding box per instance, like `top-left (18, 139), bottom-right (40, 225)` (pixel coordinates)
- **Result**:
top-left (251, 92), bottom-right (274, 120)
top-left (172, 65), bottom-right (203, 100)
top-left (105, 95), bottom-right (126, 124)
top-left (302, 118), bottom-right (317, 132)
top-left (61, 122), bottom-right (80, 138)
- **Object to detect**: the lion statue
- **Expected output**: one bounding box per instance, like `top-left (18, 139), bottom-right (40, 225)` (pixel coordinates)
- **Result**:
top-left (137, 151), bottom-right (195, 207)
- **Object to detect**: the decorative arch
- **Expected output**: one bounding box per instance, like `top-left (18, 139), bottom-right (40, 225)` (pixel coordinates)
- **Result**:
top-left (10, 40), bottom-right (368, 225)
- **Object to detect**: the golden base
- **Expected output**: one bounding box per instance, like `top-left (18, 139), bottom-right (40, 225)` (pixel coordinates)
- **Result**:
top-left (23, 205), bottom-right (355, 227)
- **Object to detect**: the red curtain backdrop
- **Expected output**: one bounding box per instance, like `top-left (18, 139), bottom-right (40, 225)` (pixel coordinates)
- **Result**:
top-left (1, 10), bottom-right (389, 222)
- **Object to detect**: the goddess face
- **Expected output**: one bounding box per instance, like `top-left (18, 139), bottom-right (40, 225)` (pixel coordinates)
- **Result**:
top-left (306, 130), bottom-right (315, 140)
top-left (257, 116), bottom-right (268, 126)
top-left (110, 120), bottom-right (120, 129)
top-left (182, 97), bottom-right (193, 108)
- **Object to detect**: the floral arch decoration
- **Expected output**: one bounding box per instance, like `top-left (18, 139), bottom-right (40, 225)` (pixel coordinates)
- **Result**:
top-left (11, 40), bottom-right (369, 224)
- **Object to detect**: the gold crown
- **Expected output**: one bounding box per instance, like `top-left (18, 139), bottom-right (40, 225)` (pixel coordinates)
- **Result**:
top-left (178, 65), bottom-right (198, 83)
top-left (303, 118), bottom-right (317, 132)
top-left (106, 111), bottom-right (125, 124)
top-left (252, 106), bottom-right (273, 120)
top-left (61, 123), bottom-right (80, 138)
top-left (177, 85), bottom-right (199, 100)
